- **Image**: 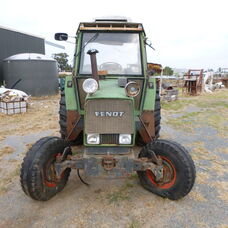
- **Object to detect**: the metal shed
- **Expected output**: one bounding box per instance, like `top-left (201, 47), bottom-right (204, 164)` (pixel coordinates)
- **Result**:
top-left (3, 53), bottom-right (59, 96)
top-left (0, 26), bottom-right (45, 83)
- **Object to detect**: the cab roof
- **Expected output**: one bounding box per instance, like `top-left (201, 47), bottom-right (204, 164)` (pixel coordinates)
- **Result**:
top-left (77, 18), bottom-right (145, 35)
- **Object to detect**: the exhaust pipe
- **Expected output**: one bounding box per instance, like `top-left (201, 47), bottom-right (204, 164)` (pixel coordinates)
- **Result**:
top-left (87, 49), bottom-right (99, 87)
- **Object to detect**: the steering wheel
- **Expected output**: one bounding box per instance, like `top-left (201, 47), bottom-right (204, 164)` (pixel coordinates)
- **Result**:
top-left (99, 62), bottom-right (123, 73)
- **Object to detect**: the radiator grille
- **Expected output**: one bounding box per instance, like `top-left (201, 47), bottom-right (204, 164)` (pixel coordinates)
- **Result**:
top-left (85, 99), bottom-right (134, 134)
top-left (100, 134), bottom-right (119, 144)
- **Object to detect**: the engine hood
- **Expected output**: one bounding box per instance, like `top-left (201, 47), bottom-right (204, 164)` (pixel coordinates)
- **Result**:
top-left (86, 79), bottom-right (132, 100)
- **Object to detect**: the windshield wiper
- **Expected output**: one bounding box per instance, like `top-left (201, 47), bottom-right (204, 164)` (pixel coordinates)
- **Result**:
top-left (74, 33), bottom-right (99, 58)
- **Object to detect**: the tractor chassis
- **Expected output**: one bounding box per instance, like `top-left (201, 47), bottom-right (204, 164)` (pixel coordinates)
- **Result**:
top-left (55, 147), bottom-right (163, 179)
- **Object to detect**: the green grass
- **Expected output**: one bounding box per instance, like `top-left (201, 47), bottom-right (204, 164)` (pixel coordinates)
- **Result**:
top-left (107, 181), bottom-right (134, 204)
top-left (107, 190), bottom-right (130, 204)
top-left (129, 173), bottom-right (138, 180)
top-left (161, 99), bottom-right (192, 111)
top-left (196, 100), bottom-right (228, 109)
top-left (165, 111), bottom-right (202, 132)
top-left (129, 219), bottom-right (140, 228)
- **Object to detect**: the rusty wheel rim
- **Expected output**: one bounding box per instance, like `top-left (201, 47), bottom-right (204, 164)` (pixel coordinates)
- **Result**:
top-left (44, 155), bottom-right (59, 188)
top-left (146, 156), bottom-right (176, 189)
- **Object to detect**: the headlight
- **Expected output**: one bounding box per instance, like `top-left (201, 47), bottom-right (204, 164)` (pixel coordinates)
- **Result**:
top-left (87, 133), bottom-right (100, 144)
top-left (125, 81), bottom-right (140, 97)
top-left (119, 134), bottom-right (131, 144)
top-left (82, 78), bottom-right (98, 94)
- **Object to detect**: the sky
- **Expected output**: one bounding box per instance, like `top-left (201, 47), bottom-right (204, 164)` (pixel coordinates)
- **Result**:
top-left (0, 0), bottom-right (227, 70)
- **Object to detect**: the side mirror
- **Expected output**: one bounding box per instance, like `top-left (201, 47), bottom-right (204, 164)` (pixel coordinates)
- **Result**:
top-left (54, 33), bottom-right (68, 41)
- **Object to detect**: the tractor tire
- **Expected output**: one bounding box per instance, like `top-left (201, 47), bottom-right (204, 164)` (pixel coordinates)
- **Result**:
top-left (137, 139), bottom-right (196, 200)
top-left (20, 137), bottom-right (71, 201)
top-left (59, 91), bottom-right (83, 144)
top-left (154, 89), bottom-right (161, 138)
top-left (59, 91), bottom-right (67, 139)
top-left (136, 89), bottom-right (161, 146)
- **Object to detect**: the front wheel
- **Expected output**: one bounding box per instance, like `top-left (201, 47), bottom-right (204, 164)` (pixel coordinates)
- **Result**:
top-left (20, 137), bottom-right (71, 201)
top-left (137, 139), bottom-right (196, 200)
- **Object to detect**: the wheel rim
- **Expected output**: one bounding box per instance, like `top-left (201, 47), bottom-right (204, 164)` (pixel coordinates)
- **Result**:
top-left (44, 154), bottom-right (60, 188)
top-left (146, 156), bottom-right (176, 189)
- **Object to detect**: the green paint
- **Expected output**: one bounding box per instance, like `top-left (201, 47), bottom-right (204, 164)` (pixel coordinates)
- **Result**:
top-left (140, 33), bottom-right (147, 76)
top-left (65, 76), bottom-right (77, 110)
top-left (86, 79), bottom-right (133, 100)
top-left (143, 77), bottom-right (156, 110)
top-left (74, 32), bottom-right (82, 75)
top-left (139, 33), bottom-right (149, 112)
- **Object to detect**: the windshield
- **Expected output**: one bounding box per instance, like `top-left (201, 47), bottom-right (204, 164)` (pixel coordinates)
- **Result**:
top-left (79, 32), bottom-right (142, 75)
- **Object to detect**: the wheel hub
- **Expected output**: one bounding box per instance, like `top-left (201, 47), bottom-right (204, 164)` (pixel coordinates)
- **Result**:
top-left (146, 156), bottom-right (176, 189)
top-left (44, 156), bottom-right (59, 187)
top-left (157, 159), bottom-right (174, 185)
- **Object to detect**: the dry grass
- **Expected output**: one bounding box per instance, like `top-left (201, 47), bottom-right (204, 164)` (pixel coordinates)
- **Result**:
top-left (187, 141), bottom-right (227, 177)
top-left (30, 95), bottom-right (59, 100)
top-left (189, 190), bottom-right (207, 202)
top-left (0, 95), bottom-right (60, 195)
top-left (163, 91), bottom-right (228, 213)
top-left (0, 94), bottom-right (60, 138)
top-left (25, 143), bottom-right (34, 151)
top-left (0, 135), bottom-right (6, 142)
top-left (166, 108), bottom-right (227, 134)
top-left (210, 160), bottom-right (228, 176)
top-left (196, 172), bottom-right (210, 185)
top-left (0, 146), bottom-right (14, 157)
top-left (217, 147), bottom-right (228, 154)
top-left (0, 163), bottom-right (20, 195)
top-left (210, 181), bottom-right (228, 203)
top-left (196, 222), bottom-right (211, 228)
top-left (217, 224), bottom-right (228, 228)
top-left (187, 141), bottom-right (217, 162)
top-left (163, 89), bottom-right (228, 135)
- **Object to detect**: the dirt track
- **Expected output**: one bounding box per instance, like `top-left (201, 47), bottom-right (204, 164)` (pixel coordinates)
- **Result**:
top-left (0, 90), bottom-right (227, 228)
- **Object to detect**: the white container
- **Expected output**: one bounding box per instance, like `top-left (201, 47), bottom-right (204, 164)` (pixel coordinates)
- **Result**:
top-left (0, 100), bottom-right (27, 115)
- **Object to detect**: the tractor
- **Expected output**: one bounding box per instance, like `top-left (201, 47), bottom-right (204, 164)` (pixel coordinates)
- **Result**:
top-left (20, 18), bottom-right (195, 201)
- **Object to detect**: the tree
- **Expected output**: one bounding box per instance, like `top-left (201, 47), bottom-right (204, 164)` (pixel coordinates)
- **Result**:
top-left (163, 66), bottom-right (174, 76)
top-left (52, 53), bottom-right (72, 72)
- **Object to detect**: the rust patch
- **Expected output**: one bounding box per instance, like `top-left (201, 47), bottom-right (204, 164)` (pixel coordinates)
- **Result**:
top-left (139, 111), bottom-right (155, 143)
top-left (66, 110), bottom-right (81, 141)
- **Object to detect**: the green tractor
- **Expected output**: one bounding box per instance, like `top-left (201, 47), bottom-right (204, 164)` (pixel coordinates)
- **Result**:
top-left (20, 18), bottom-right (195, 201)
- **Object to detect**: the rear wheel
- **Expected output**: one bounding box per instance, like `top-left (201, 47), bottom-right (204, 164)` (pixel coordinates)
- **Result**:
top-left (59, 91), bottom-right (67, 139)
top-left (137, 139), bottom-right (196, 200)
top-left (20, 137), bottom-right (71, 201)
top-left (154, 89), bottom-right (161, 137)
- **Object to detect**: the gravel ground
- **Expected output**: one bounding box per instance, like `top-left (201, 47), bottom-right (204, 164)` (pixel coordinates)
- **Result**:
top-left (0, 90), bottom-right (227, 228)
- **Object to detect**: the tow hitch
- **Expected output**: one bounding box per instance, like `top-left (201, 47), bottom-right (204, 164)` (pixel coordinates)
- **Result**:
top-left (102, 156), bottom-right (117, 171)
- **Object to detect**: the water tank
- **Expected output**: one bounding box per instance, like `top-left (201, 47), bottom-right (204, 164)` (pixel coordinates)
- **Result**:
top-left (3, 53), bottom-right (59, 96)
